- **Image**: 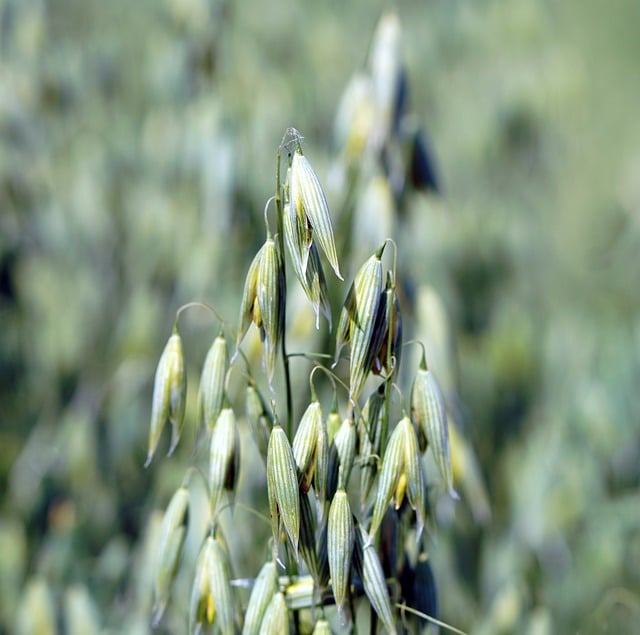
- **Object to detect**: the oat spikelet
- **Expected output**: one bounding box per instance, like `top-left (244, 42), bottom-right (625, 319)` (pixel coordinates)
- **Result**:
top-left (289, 149), bottom-right (342, 280)
top-left (242, 561), bottom-right (277, 635)
top-left (327, 489), bottom-right (354, 611)
top-left (267, 424), bottom-right (300, 557)
top-left (152, 487), bottom-right (189, 626)
top-left (197, 335), bottom-right (227, 435)
top-left (146, 331), bottom-right (186, 467)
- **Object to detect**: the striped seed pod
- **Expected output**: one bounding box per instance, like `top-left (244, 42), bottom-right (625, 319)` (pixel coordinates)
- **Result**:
top-left (257, 238), bottom-right (285, 384)
top-left (292, 401), bottom-right (322, 493)
top-left (267, 424), bottom-right (300, 557)
top-left (369, 417), bottom-right (426, 542)
top-left (236, 245), bottom-right (264, 350)
top-left (189, 536), bottom-right (235, 635)
top-left (333, 417), bottom-right (357, 490)
top-left (353, 525), bottom-right (397, 635)
top-left (403, 416), bottom-right (426, 542)
top-left (299, 491), bottom-right (320, 581)
top-left (283, 203), bottom-right (332, 329)
top-left (152, 486), bottom-right (189, 626)
top-left (146, 330), bottom-right (186, 467)
top-left (316, 515), bottom-right (330, 588)
top-left (327, 489), bottom-right (354, 611)
top-left (359, 386), bottom-right (386, 506)
top-left (241, 561), bottom-right (278, 635)
top-left (259, 591), bottom-right (289, 635)
top-left (208, 408), bottom-right (240, 516)
top-left (289, 149), bottom-right (342, 280)
top-left (335, 246), bottom-right (385, 401)
top-left (197, 335), bottom-right (227, 434)
top-left (314, 406), bottom-right (329, 507)
top-left (367, 271), bottom-right (402, 379)
top-left (245, 382), bottom-right (273, 464)
top-left (410, 354), bottom-right (455, 497)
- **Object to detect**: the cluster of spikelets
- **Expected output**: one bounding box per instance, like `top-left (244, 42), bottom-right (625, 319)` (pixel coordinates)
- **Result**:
top-left (144, 127), bottom-right (457, 634)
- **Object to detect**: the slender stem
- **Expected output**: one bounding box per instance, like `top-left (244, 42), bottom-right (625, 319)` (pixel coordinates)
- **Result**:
top-left (275, 139), bottom-right (293, 439)
top-left (396, 603), bottom-right (469, 635)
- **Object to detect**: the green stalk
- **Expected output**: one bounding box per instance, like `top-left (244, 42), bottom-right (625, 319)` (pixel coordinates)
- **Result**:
top-left (275, 138), bottom-right (293, 440)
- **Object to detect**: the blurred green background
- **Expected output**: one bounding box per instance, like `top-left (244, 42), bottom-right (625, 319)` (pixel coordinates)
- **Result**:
top-left (1, 0), bottom-right (639, 633)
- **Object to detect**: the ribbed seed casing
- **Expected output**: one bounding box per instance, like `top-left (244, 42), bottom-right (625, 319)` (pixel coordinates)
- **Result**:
top-left (208, 408), bottom-right (239, 516)
top-left (411, 363), bottom-right (454, 496)
top-left (267, 424), bottom-right (300, 556)
top-left (290, 150), bottom-right (342, 280)
top-left (153, 487), bottom-right (189, 626)
top-left (242, 561), bottom-right (277, 635)
top-left (327, 489), bottom-right (354, 610)
top-left (198, 335), bottom-right (227, 433)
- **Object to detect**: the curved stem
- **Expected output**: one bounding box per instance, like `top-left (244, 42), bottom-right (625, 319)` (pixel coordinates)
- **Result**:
top-left (275, 138), bottom-right (293, 439)
top-left (174, 301), bottom-right (232, 337)
top-left (396, 603), bottom-right (469, 635)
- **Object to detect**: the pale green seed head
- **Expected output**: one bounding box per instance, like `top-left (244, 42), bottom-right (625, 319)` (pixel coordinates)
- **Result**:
top-left (257, 238), bottom-right (285, 385)
top-left (399, 415), bottom-right (426, 542)
top-left (208, 408), bottom-right (239, 516)
top-left (292, 401), bottom-right (322, 487)
top-left (146, 332), bottom-right (186, 467)
top-left (369, 417), bottom-right (406, 539)
top-left (190, 537), bottom-right (234, 635)
top-left (314, 409), bottom-right (329, 506)
top-left (327, 489), bottom-right (354, 611)
top-left (359, 387), bottom-right (386, 506)
top-left (283, 203), bottom-right (331, 330)
top-left (299, 491), bottom-right (320, 581)
top-left (337, 247), bottom-right (385, 401)
top-left (289, 150), bottom-right (342, 280)
top-left (259, 592), bottom-right (289, 635)
top-left (242, 561), bottom-right (278, 635)
top-left (411, 359), bottom-right (455, 497)
top-left (198, 335), bottom-right (227, 434)
top-left (334, 417), bottom-right (357, 490)
top-left (153, 487), bottom-right (189, 626)
top-left (354, 525), bottom-right (397, 635)
top-left (189, 538), bottom-right (215, 634)
top-left (267, 424), bottom-right (300, 557)
top-left (167, 332), bottom-right (186, 457)
top-left (236, 245), bottom-right (264, 351)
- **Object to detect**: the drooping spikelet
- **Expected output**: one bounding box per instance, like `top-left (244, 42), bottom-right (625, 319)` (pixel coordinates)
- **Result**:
top-left (410, 351), bottom-right (457, 498)
top-left (327, 489), bottom-right (354, 611)
top-left (152, 487), bottom-right (189, 626)
top-left (146, 330), bottom-right (186, 467)
top-left (208, 408), bottom-right (240, 516)
top-left (197, 335), bottom-right (227, 435)
top-left (267, 423), bottom-right (300, 557)
top-left (335, 244), bottom-right (386, 401)
top-left (288, 148), bottom-right (342, 280)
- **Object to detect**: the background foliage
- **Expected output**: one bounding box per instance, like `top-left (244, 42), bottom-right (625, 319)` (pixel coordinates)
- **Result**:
top-left (1, 0), bottom-right (639, 633)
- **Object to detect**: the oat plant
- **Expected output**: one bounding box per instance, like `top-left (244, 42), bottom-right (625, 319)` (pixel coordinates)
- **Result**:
top-left (143, 121), bottom-right (466, 634)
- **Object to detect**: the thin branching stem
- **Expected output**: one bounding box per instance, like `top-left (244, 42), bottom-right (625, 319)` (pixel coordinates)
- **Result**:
top-left (275, 137), bottom-right (293, 439)
top-left (396, 603), bottom-right (469, 635)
